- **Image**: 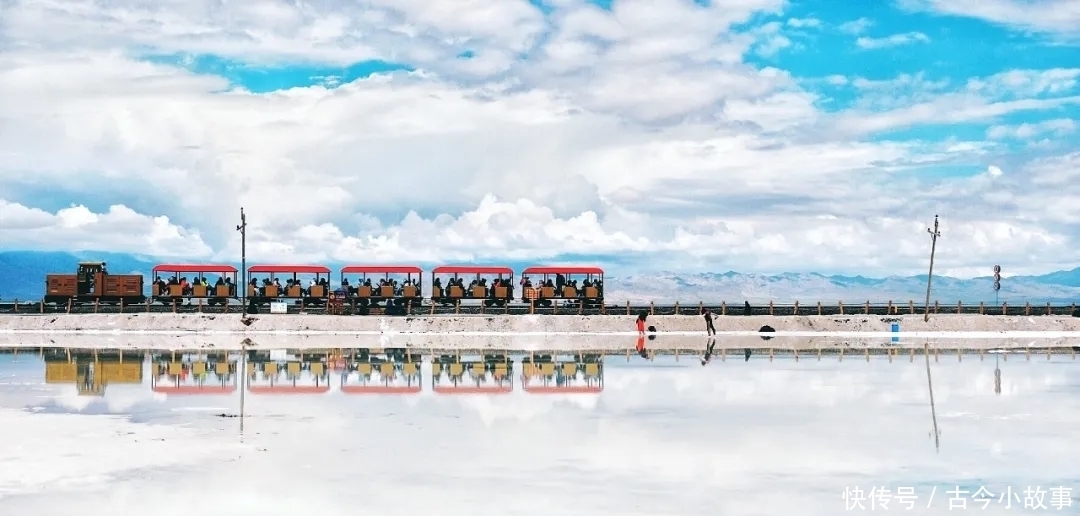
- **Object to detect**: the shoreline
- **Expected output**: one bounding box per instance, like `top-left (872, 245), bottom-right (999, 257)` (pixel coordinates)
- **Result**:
top-left (2, 313), bottom-right (1080, 335)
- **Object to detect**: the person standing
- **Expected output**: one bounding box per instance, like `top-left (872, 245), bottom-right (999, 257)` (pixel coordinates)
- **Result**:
top-left (703, 308), bottom-right (717, 335)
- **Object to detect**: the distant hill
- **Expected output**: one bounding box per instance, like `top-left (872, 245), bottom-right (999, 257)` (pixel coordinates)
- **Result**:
top-left (0, 250), bottom-right (1077, 304)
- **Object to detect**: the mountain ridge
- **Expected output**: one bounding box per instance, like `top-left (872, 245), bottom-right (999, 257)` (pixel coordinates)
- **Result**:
top-left (1, 250), bottom-right (1078, 303)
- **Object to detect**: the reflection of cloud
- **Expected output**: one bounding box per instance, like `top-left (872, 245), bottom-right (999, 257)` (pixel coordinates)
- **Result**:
top-left (0, 352), bottom-right (1077, 514)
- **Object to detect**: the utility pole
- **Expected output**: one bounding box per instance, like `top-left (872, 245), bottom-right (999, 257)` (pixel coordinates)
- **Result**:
top-left (923, 215), bottom-right (940, 323)
top-left (236, 208), bottom-right (247, 316)
top-left (924, 340), bottom-right (941, 453)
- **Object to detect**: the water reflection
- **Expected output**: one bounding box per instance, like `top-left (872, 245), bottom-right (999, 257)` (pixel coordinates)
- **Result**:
top-left (0, 342), bottom-right (1077, 515)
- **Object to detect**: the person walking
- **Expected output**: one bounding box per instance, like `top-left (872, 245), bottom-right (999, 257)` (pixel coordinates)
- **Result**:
top-left (703, 308), bottom-right (717, 335)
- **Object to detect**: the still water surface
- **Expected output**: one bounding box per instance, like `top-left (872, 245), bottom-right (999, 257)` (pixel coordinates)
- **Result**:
top-left (0, 342), bottom-right (1076, 515)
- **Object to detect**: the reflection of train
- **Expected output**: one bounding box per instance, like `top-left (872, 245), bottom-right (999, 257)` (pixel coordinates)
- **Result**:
top-left (431, 354), bottom-right (514, 394)
top-left (41, 262), bottom-right (605, 309)
top-left (520, 354), bottom-right (604, 393)
top-left (246, 350), bottom-right (331, 394)
top-left (43, 349), bottom-right (143, 395)
top-left (150, 351), bottom-right (239, 394)
top-left (341, 349), bottom-right (423, 394)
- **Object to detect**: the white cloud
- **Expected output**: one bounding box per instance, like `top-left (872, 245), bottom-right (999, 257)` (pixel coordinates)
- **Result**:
top-left (855, 31), bottom-right (931, 49)
top-left (986, 118), bottom-right (1077, 139)
top-left (0, 201), bottom-right (213, 258)
top-left (900, 0), bottom-right (1080, 39)
top-left (0, 1), bottom-right (1078, 277)
top-left (838, 17), bottom-right (873, 35)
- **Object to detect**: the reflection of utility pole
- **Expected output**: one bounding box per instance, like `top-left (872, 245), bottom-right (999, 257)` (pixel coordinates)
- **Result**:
top-left (923, 215), bottom-right (941, 323)
top-left (994, 354), bottom-right (1002, 395)
top-left (240, 345), bottom-right (246, 441)
top-left (236, 208), bottom-right (247, 315)
top-left (924, 341), bottom-right (941, 452)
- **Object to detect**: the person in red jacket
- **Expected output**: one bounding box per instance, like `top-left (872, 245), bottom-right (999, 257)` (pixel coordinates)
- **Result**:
top-left (636, 313), bottom-right (647, 335)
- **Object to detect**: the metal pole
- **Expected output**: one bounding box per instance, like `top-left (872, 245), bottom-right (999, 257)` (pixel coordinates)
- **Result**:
top-left (239, 346), bottom-right (245, 440)
top-left (237, 208), bottom-right (246, 316)
top-left (923, 215), bottom-right (940, 323)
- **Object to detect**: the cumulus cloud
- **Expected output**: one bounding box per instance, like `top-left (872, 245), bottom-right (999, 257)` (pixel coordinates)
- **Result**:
top-left (0, 0), bottom-right (1078, 276)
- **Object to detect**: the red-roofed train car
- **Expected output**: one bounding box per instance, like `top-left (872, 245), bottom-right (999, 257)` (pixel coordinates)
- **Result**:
top-left (151, 264), bottom-right (239, 306)
top-left (246, 265), bottom-right (331, 308)
top-left (339, 265), bottom-right (423, 309)
top-left (431, 265), bottom-right (515, 307)
top-left (341, 359), bottom-right (423, 394)
top-left (520, 266), bottom-right (604, 308)
top-left (520, 356), bottom-right (603, 394)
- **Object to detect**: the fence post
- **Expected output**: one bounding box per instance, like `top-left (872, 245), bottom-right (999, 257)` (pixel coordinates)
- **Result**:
top-left (455, 299), bottom-right (460, 314)
top-left (578, 300), bottom-right (583, 315)
top-left (838, 301), bottom-right (843, 315)
top-left (39, 300), bottom-right (43, 313)
top-left (479, 300), bottom-right (485, 314)
top-left (864, 301), bottom-right (869, 315)
top-left (817, 301), bottom-right (822, 315)
top-left (698, 301), bottom-right (703, 314)
top-left (1024, 302), bottom-right (1030, 316)
top-left (224, 297), bottom-right (229, 314)
top-left (120, 298), bottom-right (124, 313)
top-left (146, 298), bottom-right (151, 313)
top-left (887, 300), bottom-right (893, 314)
top-left (94, 298), bottom-right (99, 313)
top-left (649, 301), bottom-right (655, 316)
top-left (66, 298), bottom-right (72, 314)
top-left (721, 301), bottom-right (726, 315)
top-left (979, 301), bottom-right (984, 315)
top-left (1072, 303), bottom-right (1076, 315)
top-left (13, 299), bottom-right (17, 313)
top-left (957, 301), bottom-right (962, 314)
top-left (1047, 302), bottom-right (1051, 315)
top-left (300, 298), bottom-right (304, 312)
top-left (529, 300), bottom-right (535, 315)
top-left (172, 298), bottom-right (177, 313)
top-left (674, 301), bottom-right (679, 315)
top-left (768, 301), bottom-right (774, 316)
top-left (793, 300), bottom-right (799, 315)
top-left (198, 298), bottom-right (203, 313)
top-left (429, 300), bottom-right (435, 315)
top-left (934, 301), bottom-right (939, 314)
top-left (554, 300), bottom-right (559, 314)
top-left (1002, 302), bottom-right (1008, 315)
top-left (626, 300), bottom-right (630, 316)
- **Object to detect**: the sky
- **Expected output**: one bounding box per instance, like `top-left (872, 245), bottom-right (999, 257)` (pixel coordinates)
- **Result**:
top-left (0, 343), bottom-right (1077, 514)
top-left (1, 0), bottom-right (1080, 278)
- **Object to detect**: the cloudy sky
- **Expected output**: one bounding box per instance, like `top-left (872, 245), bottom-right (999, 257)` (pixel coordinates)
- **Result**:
top-left (1, 0), bottom-right (1079, 277)
top-left (1, 347), bottom-right (1077, 513)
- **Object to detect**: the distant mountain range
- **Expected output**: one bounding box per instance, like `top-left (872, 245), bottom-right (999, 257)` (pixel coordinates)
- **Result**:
top-left (1, 250), bottom-right (1079, 304)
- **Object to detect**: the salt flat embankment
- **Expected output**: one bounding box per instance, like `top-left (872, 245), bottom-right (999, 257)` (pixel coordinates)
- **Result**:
top-left (2, 313), bottom-right (1080, 335)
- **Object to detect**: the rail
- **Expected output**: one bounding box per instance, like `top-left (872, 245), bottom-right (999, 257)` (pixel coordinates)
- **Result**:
top-left (0, 299), bottom-right (1077, 316)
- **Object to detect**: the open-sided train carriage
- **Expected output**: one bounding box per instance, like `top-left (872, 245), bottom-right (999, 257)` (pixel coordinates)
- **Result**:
top-left (246, 265), bottom-right (331, 307)
top-left (431, 354), bottom-right (513, 394)
top-left (431, 266), bottom-right (515, 307)
top-left (521, 354), bottom-right (603, 393)
top-left (44, 261), bottom-right (145, 306)
top-left (43, 349), bottom-right (143, 396)
top-left (150, 351), bottom-right (238, 394)
top-left (340, 265), bottom-right (424, 308)
top-left (521, 266), bottom-right (604, 308)
top-left (341, 354), bottom-right (423, 394)
top-left (246, 352), bottom-right (331, 394)
top-left (152, 264), bottom-right (239, 306)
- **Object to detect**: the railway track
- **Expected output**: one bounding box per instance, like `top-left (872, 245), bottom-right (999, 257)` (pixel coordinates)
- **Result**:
top-left (0, 301), bottom-right (1077, 316)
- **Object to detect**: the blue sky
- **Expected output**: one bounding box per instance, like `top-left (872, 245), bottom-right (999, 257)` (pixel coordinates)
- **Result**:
top-left (0, 0), bottom-right (1079, 278)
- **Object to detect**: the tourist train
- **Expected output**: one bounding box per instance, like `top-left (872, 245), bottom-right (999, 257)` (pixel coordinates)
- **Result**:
top-left (43, 261), bottom-right (605, 308)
